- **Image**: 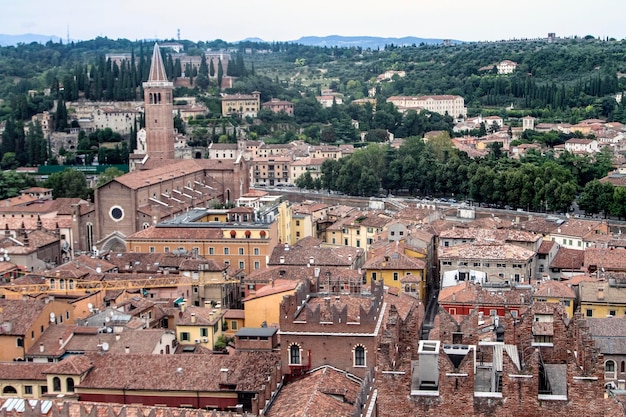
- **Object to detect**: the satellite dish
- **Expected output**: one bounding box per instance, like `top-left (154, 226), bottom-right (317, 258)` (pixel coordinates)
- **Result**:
top-left (96, 267), bottom-right (102, 273)
top-left (88, 303), bottom-right (94, 312)
top-left (101, 342), bottom-right (109, 351)
top-left (105, 317), bottom-right (111, 323)
top-left (106, 327), bottom-right (113, 333)
top-left (49, 312), bottom-right (56, 323)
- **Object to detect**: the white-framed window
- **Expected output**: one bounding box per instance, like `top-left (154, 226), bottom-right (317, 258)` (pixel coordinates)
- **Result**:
top-left (353, 345), bottom-right (366, 367)
top-left (289, 343), bottom-right (301, 365)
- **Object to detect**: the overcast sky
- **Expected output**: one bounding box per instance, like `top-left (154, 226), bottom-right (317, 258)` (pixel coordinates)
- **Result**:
top-left (2, 0), bottom-right (624, 43)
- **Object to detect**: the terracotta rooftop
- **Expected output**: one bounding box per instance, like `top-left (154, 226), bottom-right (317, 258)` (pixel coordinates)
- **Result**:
top-left (25, 325), bottom-right (78, 357)
top-left (516, 217), bottom-right (560, 235)
top-left (266, 366), bottom-right (361, 417)
top-left (586, 317), bottom-right (626, 354)
top-left (78, 351), bottom-right (280, 392)
top-left (362, 251), bottom-right (426, 270)
top-left (439, 242), bottom-right (535, 262)
top-left (126, 226), bottom-right (224, 240)
top-left (553, 219), bottom-right (605, 238)
top-left (243, 279), bottom-right (299, 302)
top-left (176, 306), bottom-right (225, 326)
top-left (579, 281), bottom-right (626, 305)
top-left (62, 329), bottom-right (173, 355)
top-left (549, 247), bottom-right (585, 270)
top-left (113, 159), bottom-right (234, 190)
top-left (583, 248), bottom-right (626, 272)
top-left (0, 299), bottom-right (48, 335)
top-left (44, 354), bottom-right (93, 375)
top-left (269, 242), bottom-right (362, 267)
top-left (0, 362), bottom-right (49, 381)
top-left (533, 280), bottom-right (575, 299)
top-left (439, 227), bottom-right (541, 244)
top-left (538, 240), bottom-right (556, 255)
top-left (438, 281), bottom-right (532, 306)
top-left (291, 201), bottom-right (329, 215)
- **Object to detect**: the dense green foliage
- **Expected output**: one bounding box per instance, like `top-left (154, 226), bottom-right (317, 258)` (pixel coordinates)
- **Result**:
top-left (43, 169), bottom-right (92, 200)
top-left (305, 136), bottom-right (615, 214)
top-left (1, 36), bottom-right (625, 213)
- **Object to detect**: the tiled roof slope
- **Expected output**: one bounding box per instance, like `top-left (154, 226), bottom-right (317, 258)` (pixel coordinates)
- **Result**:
top-left (78, 351), bottom-right (280, 392)
top-left (266, 366), bottom-right (361, 417)
top-left (0, 299), bottom-right (47, 335)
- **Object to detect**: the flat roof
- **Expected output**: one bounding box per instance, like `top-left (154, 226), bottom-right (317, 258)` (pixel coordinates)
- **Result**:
top-left (236, 327), bottom-right (277, 337)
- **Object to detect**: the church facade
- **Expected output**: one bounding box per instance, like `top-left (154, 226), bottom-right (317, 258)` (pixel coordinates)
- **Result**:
top-left (86, 44), bottom-right (249, 253)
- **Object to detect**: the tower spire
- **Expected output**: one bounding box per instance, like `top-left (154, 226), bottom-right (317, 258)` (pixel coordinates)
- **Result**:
top-left (148, 43), bottom-right (168, 82)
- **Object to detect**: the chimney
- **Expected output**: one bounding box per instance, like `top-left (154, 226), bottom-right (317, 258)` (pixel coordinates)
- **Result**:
top-left (180, 300), bottom-right (187, 312)
top-left (125, 346), bottom-right (130, 354)
top-left (39, 343), bottom-right (44, 353)
top-left (309, 256), bottom-right (314, 265)
top-left (220, 368), bottom-right (229, 384)
top-left (191, 312), bottom-right (197, 323)
top-left (116, 334), bottom-right (121, 341)
top-left (598, 286), bottom-right (605, 300)
top-left (58, 337), bottom-right (63, 346)
top-left (279, 256), bottom-right (285, 264)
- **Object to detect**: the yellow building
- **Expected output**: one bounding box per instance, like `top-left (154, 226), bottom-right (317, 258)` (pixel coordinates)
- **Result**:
top-left (0, 299), bottom-right (76, 361)
top-left (243, 279), bottom-right (299, 328)
top-left (288, 201), bottom-right (329, 245)
top-left (324, 211), bottom-right (391, 250)
top-left (400, 273), bottom-right (426, 303)
top-left (579, 281), bottom-right (626, 318)
top-left (175, 305), bottom-right (225, 350)
top-left (221, 91), bottom-right (261, 118)
top-left (223, 309), bottom-right (245, 337)
top-left (362, 251), bottom-right (427, 296)
top-left (532, 279), bottom-right (576, 318)
top-left (125, 207), bottom-right (279, 275)
top-left (0, 362), bottom-right (49, 398)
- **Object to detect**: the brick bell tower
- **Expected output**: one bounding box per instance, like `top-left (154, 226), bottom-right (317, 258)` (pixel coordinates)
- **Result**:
top-left (143, 43), bottom-right (175, 160)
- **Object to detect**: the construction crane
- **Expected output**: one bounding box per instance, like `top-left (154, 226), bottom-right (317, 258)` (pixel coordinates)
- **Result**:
top-left (0, 273), bottom-right (224, 296)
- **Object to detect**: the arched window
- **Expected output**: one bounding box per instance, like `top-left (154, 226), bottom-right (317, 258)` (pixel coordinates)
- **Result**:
top-left (2, 386), bottom-right (17, 394)
top-left (354, 345), bottom-right (366, 367)
top-left (50, 278), bottom-right (55, 289)
top-left (289, 344), bottom-right (301, 365)
top-left (621, 361), bottom-right (625, 373)
top-left (66, 377), bottom-right (75, 392)
top-left (606, 360), bottom-right (616, 372)
top-left (53, 376), bottom-right (61, 392)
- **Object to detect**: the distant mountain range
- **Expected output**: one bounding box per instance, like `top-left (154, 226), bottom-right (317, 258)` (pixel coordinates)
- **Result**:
top-left (0, 33), bottom-right (62, 46)
top-left (288, 35), bottom-right (461, 48)
top-left (0, 33), bottom-right (460, 49)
